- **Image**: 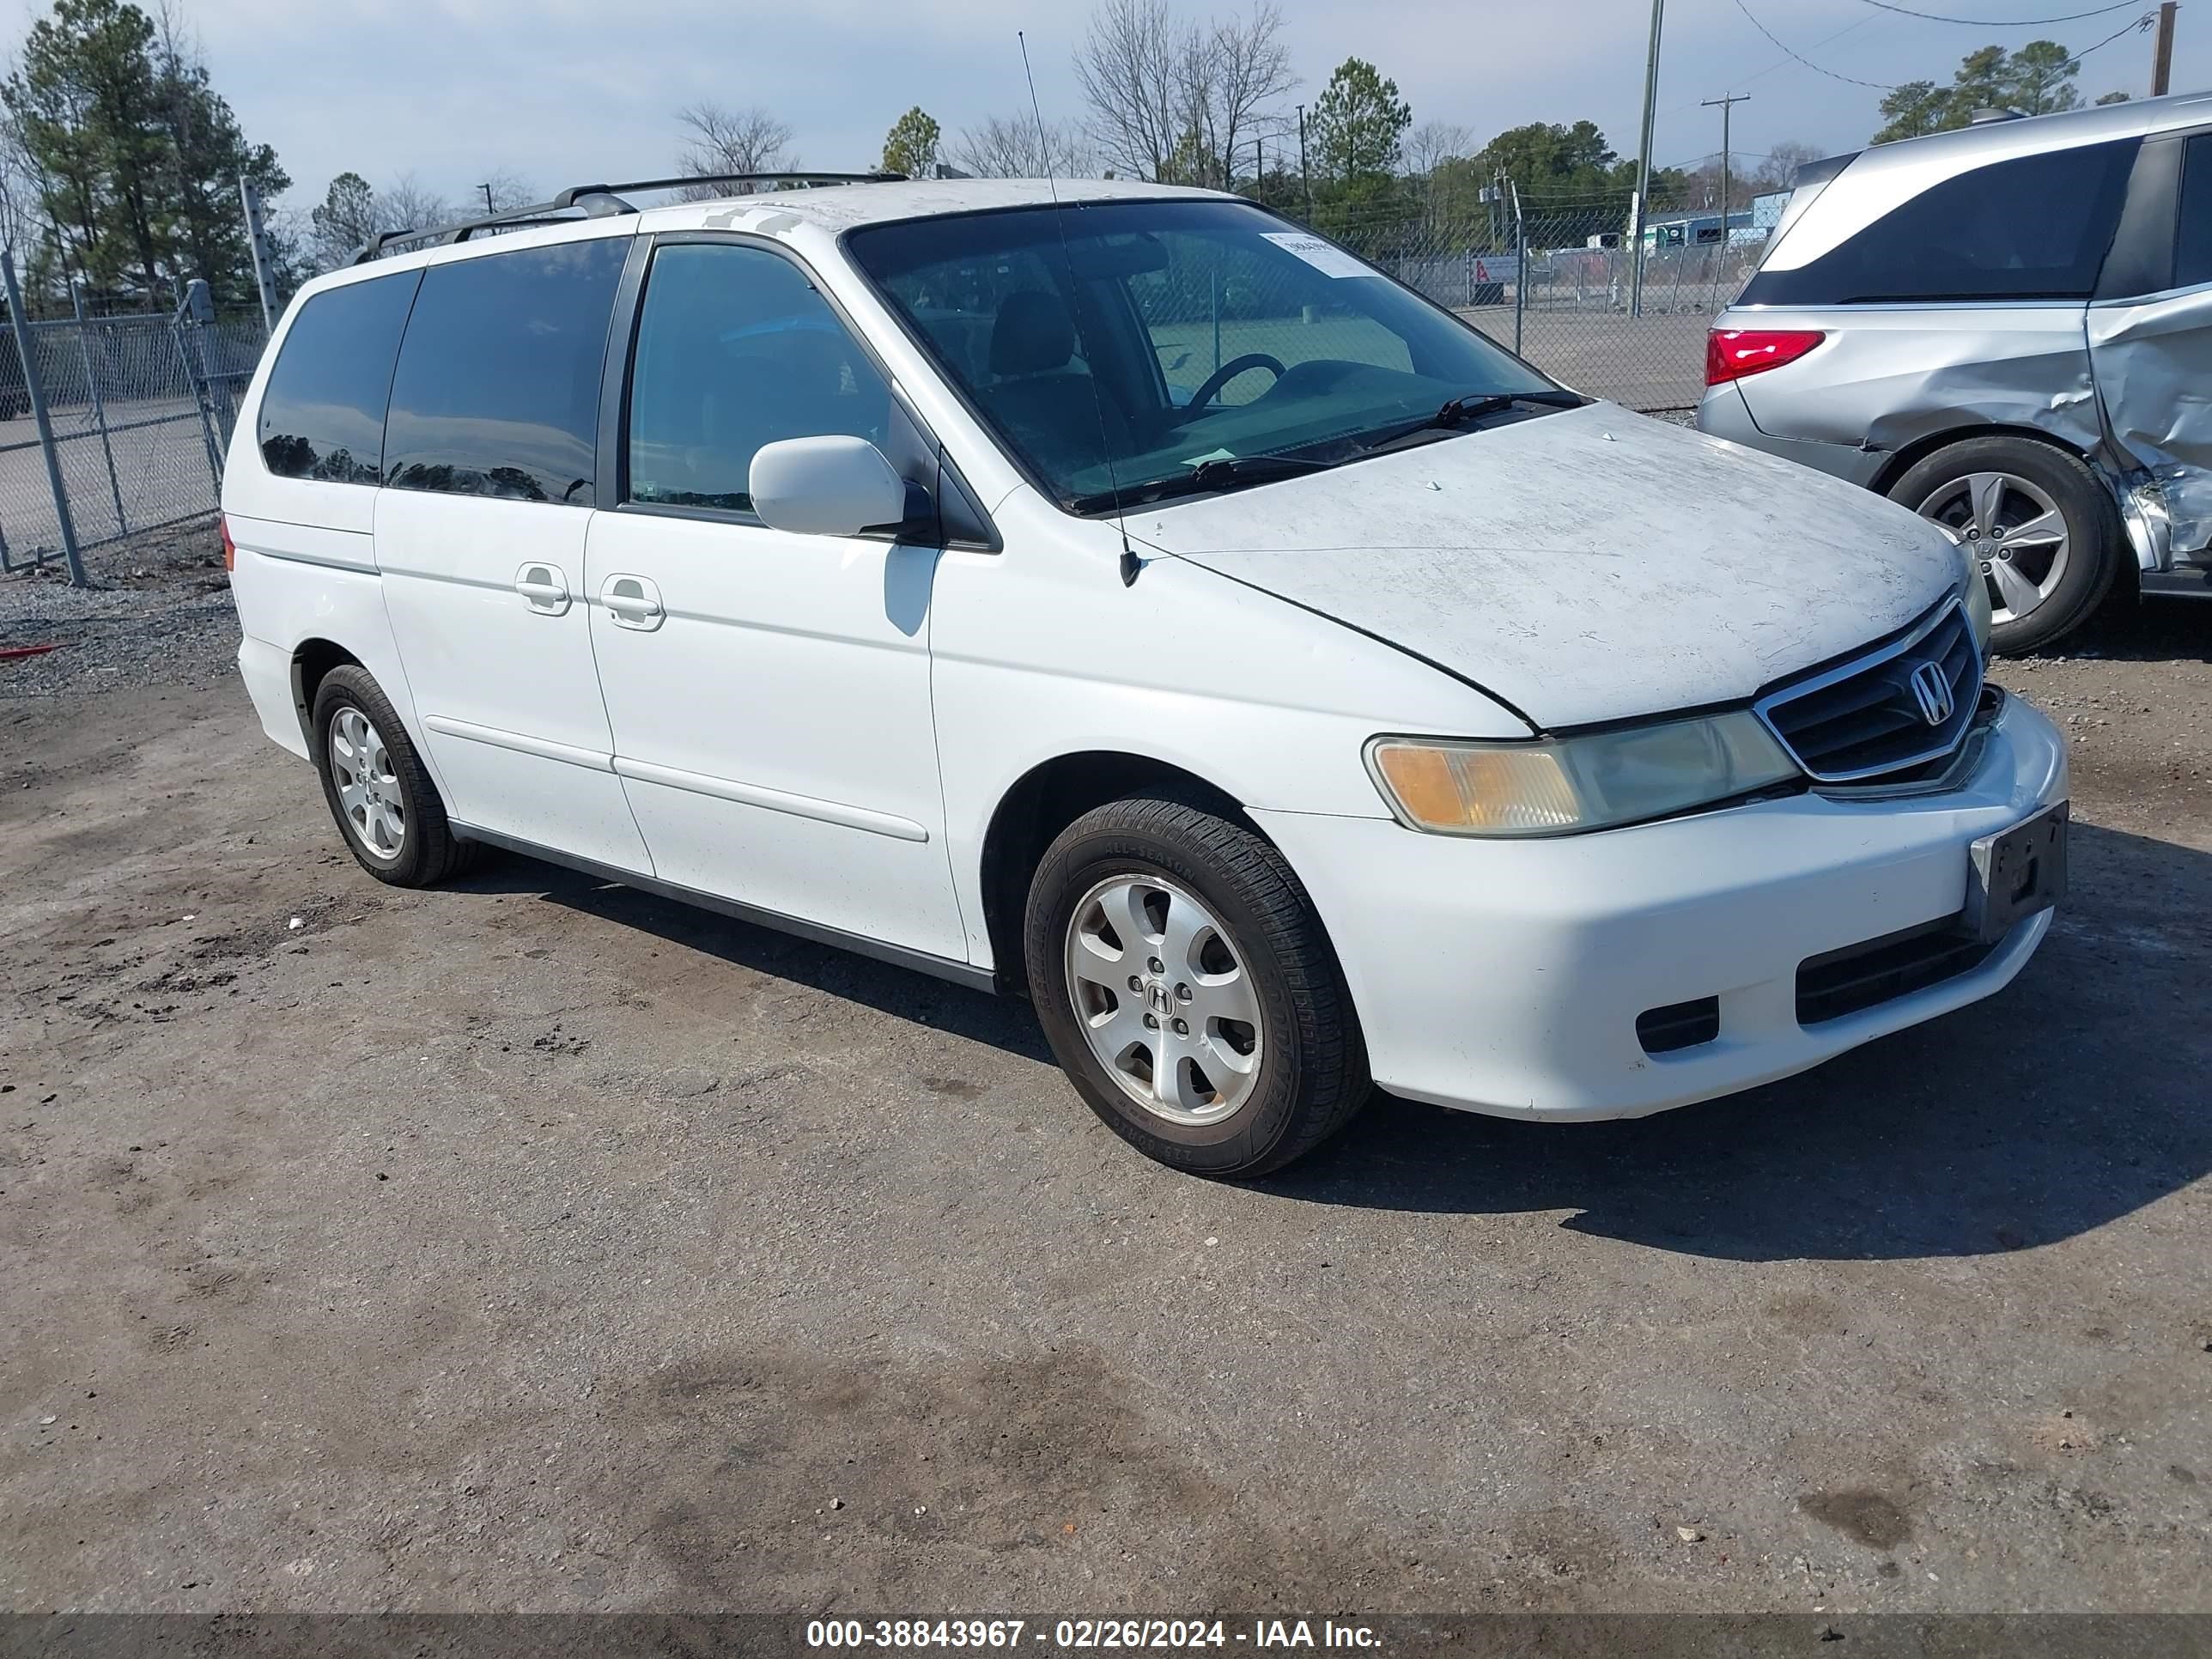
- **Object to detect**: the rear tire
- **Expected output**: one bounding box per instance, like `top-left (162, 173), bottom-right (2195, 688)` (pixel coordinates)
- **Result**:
top-left (1888, 435), bottom-right (2122, 654)
top-left (310, 665), bottom-right (478, 887)
top-left (1024, 796), bottom-right (1369, 1179)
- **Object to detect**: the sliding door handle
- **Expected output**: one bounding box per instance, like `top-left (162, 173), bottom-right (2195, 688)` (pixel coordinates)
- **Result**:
top-left (514, 562), bottom-right (571, 616)
top-left (600, 573), bottom-right (665, 631)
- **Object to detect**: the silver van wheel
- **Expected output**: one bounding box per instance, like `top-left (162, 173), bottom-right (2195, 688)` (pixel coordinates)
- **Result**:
top-left (1062, 873), bottom-right (1263, 1127)
top-left (1915, 471), bottom-right (2069, 627)
top-left (329, 707), bottom-right (405, 861)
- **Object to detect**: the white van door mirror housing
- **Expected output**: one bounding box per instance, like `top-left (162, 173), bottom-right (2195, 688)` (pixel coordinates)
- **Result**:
top-left (750, 435), bottom-right (908, 537)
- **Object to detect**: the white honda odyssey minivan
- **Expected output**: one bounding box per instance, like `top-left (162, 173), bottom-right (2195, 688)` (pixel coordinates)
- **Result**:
top-left (223, 173), bottom-right (2068, 1177)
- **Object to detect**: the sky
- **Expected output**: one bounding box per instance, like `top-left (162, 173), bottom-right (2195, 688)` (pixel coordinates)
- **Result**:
top-left (58, 0), bottom-right (2211, 216)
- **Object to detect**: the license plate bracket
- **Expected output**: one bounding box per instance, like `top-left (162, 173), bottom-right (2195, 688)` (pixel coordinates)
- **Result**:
top-left (1966, 800), bottom-right (2068, 944)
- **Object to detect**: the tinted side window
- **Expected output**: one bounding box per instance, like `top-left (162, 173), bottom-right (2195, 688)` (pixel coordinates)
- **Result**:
top-left (2178, 133), bottom-right (2212, 289)
top-left (1742, 138), bottom-right (2136, 306)
top-left (258, 270), bottom-right (420, 483)
top-left (383, 238), bottom-right (628, 504)
top-left (625, 243), bottom-right (891, 514)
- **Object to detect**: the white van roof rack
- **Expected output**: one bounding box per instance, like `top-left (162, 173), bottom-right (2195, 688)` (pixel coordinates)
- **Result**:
top-left (352, 171), bottom-right (906, 264)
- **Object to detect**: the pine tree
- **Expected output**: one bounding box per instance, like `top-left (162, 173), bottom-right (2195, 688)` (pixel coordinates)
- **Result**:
top-left (2, 0), bottom-right (289, 309)
top-left (1310, 58), bottom-right (1411, 184)
top-left (881, 108), bottom-right (942, 179)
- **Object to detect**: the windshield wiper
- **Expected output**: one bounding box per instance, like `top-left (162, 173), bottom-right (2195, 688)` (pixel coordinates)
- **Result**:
top-left (1358, 388), bottom-right (1586, 456)
top-left (1070, 453), bottom-right (1333, 514)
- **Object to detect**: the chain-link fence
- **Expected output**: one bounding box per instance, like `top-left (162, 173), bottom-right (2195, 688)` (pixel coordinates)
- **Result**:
top-left (1325, 198), bottom-right (1768, 416)
top-left (0, 275), bottom-right (265, 580)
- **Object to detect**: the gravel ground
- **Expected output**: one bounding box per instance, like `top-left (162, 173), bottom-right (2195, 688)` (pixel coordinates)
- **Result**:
top-left (0, 520), bottom-right (238, 698)
top-left (3, 519), bottom-right (2209, 1626)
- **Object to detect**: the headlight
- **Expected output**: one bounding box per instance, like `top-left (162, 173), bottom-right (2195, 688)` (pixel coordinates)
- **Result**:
top-left (1367, 710), bottom-right (1802, 837)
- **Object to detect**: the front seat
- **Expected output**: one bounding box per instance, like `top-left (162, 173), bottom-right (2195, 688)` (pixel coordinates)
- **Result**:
top-left (979, 289), bottom-right (1130, 476)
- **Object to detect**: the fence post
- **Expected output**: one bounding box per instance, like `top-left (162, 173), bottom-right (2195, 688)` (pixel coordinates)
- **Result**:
top-left (1512, 185), bottom-right (1527, 358)
top-left (72, 287), bottom-right (129, 539)
top-left (239, 175), bottom-right (279, 333)
top-left (171, 281), bottom-right (227, 496)
top-left (3, 245), bottom-right (88, 586)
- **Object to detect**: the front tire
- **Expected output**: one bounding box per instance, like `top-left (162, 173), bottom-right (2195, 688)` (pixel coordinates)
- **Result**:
top-left (310, 665), bottom-right (477, 887)
top-left (1024, 796), bottom-right (1368, 1178)
top-left (1889, 435), bottom-right (2122, 653)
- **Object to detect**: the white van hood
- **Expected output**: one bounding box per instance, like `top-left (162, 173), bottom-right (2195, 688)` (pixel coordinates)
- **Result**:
top-left (1127, 404), bottom-right (1960, 729)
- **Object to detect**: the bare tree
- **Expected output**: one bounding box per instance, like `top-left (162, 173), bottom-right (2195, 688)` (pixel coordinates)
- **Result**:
top-left (950, 114), bottom-right (1094, 179)
top-left (378, 173), bottom-right (453, 238)
top-left (0, 112), bottom-right (43, 261)
top-left (263, 199), bottom-right (313, 286)
top-left (1404, 119), bottom-right (1471, 179)
top-left (674, 102), bottom-right (796, 198)
top-left (1757, 140), bottom-right (1823, 190)
top-left (475, 168), bottom-right (536, 213)
top-left (1074, 0), bottom-right (1191, 183)
top-left (1076, 0), bottom-right (1297, 188)
top-left (1182, 2), bottom-right (1297, 190)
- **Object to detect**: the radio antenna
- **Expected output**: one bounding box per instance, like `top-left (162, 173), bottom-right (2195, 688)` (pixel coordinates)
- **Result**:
top-left (1018, 28), bottom-right (1142, 585)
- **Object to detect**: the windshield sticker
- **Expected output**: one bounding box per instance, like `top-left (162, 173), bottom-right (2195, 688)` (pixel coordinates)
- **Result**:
top-left (1261, 232), bottom-right (1373, 279)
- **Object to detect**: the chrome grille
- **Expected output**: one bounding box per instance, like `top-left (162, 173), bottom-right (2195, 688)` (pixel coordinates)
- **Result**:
top-left (1755, 599), bottom-right (1983, 783)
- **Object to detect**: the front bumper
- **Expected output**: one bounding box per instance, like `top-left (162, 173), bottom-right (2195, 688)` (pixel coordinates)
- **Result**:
top-left (1254, 694), bottom-right (2067, 1120)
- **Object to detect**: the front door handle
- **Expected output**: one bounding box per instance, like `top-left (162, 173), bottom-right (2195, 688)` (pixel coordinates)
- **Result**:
top-left (514, 562), bottom-right (570, 616)
top-left (600, 573), bottom-right (665, 631)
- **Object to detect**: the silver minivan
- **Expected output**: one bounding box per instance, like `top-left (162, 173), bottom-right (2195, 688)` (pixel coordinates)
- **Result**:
top-left (1699, 92), bottom-right (2212, 651)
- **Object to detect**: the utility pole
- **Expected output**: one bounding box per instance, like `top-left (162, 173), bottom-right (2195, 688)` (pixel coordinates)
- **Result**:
top-left (1297, 104), bottom-right (1314, 221)
top-left (1700, 94), bottom-right (1750, 233)
top-left (1702, 94), bottom-right (1749, 312)
top-left (2152, 1), bottom-right (2177, 95)
top-left (1630, 0), bottom-right (1666, 319)
top-left (480, 182), bottom-right (495, 215)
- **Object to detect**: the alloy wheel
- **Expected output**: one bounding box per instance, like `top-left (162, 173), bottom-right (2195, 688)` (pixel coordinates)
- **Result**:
top-left (329, 706), bottom-right (404, 861)
top-left (1916, 470), bottom-right (2069, 627)
top-left (1062, 873), bottom-right (1264, 1127)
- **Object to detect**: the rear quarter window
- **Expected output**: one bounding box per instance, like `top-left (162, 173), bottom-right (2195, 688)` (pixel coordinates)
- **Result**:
top-left (382, 237), bottom-right (629, 505)
top-left (1741, 137), bottom-right (2137, 306)
top-left (2177, 132), bottom-right (2212, 289)
top-left (257, 270), bottom-right (421, 483)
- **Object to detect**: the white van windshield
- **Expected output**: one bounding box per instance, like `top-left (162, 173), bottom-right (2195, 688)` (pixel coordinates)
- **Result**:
top-left (847, 198), bottom-right (1570, 514)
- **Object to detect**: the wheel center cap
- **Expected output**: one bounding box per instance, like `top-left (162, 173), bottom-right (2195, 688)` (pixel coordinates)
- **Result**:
top-left (1144, 980), bottom-right (1174, 1020)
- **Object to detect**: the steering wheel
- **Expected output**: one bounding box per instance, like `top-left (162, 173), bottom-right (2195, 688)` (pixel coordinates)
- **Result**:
top-left (1186, 352), bottom-right (1286, 410)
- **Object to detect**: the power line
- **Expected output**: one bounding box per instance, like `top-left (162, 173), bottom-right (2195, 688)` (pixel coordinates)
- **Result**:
top-left (1662, 149), bottom-right (1797, 173)
top-left (1730, 0), bottom-right (1899, 88)
top-left (1856, 0), bottom-right (2143, 23)
top-left (1672, 11), bottom-right (1885, 112)
top-left (2073, 9), bottom-right (2162, 52)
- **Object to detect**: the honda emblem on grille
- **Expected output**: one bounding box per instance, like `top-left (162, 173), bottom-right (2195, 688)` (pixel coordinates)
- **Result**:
top-left (1908, 661), bottom-right (1954, 727)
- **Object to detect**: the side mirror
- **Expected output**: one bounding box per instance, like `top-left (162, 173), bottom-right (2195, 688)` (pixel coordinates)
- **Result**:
top-left (750, 435), bottom-right (908, 538)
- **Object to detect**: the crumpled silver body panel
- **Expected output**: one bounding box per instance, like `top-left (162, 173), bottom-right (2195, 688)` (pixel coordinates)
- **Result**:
top-left (1706, 93), bottom-right (2212, 576)
top-left (1718, 293), bottom-right (2212, 574)
top-left (2087, 284), bottom-right (2212, 563)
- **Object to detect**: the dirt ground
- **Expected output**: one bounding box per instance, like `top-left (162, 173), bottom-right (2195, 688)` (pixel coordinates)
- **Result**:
top-left (2, 525), bottom-right (2209, 1621)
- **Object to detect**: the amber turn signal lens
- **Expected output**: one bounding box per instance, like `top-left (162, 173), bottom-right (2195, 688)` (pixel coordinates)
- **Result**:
top-left (219, 514), bottom-right (236, 573)
top-left (1371, 743), bottom-right (1464, 826)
